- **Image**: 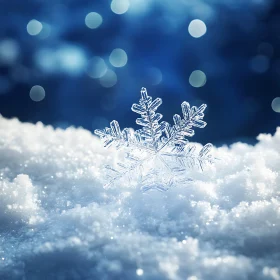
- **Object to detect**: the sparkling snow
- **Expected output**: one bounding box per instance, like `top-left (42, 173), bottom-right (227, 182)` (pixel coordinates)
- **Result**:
top-left (0, 115), bottom-right (280, 279)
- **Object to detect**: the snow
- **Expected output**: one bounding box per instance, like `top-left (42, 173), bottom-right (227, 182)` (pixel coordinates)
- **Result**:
top-left (0, 115), bottom-right (280, 279)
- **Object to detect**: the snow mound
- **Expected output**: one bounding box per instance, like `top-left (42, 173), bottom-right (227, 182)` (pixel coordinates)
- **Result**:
top-left (0, 115), bottom-right (279, 280)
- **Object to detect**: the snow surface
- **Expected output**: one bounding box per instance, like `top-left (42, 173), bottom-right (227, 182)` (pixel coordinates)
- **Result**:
top-left (0, 115), bottom-right (280, 280)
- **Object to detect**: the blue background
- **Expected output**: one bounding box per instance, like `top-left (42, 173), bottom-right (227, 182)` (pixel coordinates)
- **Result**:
top-left (0, 0), bottom-right (280, 145)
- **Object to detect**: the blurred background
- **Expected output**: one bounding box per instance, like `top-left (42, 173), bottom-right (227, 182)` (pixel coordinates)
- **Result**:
top-left (0, 0), bottom-right (280, 145)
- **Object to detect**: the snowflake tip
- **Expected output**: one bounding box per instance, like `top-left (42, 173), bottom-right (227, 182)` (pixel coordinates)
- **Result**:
top-left (110, 120), bottom-right (122, 138)
top-left (140, 87), bottom-right (149, 100)
top-left (141, 87), bottom-right (147, 94)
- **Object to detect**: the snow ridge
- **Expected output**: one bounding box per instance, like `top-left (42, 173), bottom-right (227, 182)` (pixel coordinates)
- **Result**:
top-left (0, 115), bottom-right (280, 279)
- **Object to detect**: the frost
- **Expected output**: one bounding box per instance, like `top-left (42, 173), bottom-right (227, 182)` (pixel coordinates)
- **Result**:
top-left (0, 116), bottom-right (280, 279)
top-left (95, 87), bottom-right (214, 191)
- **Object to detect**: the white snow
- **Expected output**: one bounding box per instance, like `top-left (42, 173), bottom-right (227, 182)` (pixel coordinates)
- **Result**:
top-left (0, 115), bottom-right (279, 279)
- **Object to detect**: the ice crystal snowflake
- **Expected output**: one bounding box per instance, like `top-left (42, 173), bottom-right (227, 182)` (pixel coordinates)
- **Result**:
top-left (95, 87), bottom-right (214, 192)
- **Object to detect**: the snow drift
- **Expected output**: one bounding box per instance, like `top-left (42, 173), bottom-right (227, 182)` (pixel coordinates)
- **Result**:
top-left (0, 115), bottom-right (279, 280)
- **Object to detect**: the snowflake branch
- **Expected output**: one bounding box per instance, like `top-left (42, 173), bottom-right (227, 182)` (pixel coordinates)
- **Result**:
top-left (162, 143), bottom-right (213, 171)
top-left (95, 120), bottom-right (154, 152)
top-left (132, 87), bottom-right (166, 151)
top-left (159, 102), bottom-right (207, 151)
top-left (104, 153), bottom-right (155, 188)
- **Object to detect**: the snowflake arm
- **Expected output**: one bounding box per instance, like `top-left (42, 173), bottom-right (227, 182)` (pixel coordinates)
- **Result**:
top-left (103, 153), bottom-right (152, 188)
top-left (94, 120), bottom-right (123, 148)
top-left (162, 143), bottom-right (214, 171)
top-left (161, 102), bottom-right (207, 149)
top-left (94, 120), bottom-right (154, 152)
top-left (131, 87), bottom-right (166, 151)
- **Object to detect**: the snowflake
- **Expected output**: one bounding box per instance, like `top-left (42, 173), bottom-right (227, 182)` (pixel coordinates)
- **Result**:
top-left (95, 87), bottom-right (214, 192)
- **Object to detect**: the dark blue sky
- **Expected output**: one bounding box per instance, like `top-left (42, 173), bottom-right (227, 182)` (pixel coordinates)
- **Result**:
top-left (0, 0), bottom-right (280, 145)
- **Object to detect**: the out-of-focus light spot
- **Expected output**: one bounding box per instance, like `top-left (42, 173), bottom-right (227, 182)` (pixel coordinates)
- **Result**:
top-left (250, 55), bottom-right (269, 73)
top-left (35, 46), bottom-right (87, 75)
top-left (271, 97), bottom-right (280, 113)
top-left (258, 42), bottom-right (274, 57)
top-left (192, 4), bottom-right (213, 20)
top-left (147, 67), bottom-right (162, 85)
top-left (188, 19), bottom-right (207, 38)
top-left (39, 23), bottom-right (51, 39)
top-left (56, 46), bottom-right (87, 75)
top-left (29, 85), bottom-right (45, 102)
top-left (0, 39), bottom-right (19, 65)
top-left (109, 49), bottom-right (128, 68)
top-left (189, 70), bottom-right (207, 87)
top-left (34, 49), bottom-right (56, 73)
top-left (128, 0), bottom-right (149, 14)
top-left (85, 12), bottom-right (103, 29)
top-left (86, 57), bottom-right (107, 78)
top-left (136, 269), bottom-right (144, 276)
top-left (187, 276), bottom-right (198, 280)
top-left (27, 19), bottom-right (43, 36)
top-left (111, 0), bottom-right (130, 15)
top-left (100, 70), bottom-right (117, 88)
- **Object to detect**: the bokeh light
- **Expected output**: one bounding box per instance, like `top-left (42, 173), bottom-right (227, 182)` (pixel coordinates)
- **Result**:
top-left (27, 19), bottom-right (43, 36)
top-left (111, 0), bottom-right (130, 15)
top-left (271, 97), bottom-right (280, 113)
top-left (0, 39), bottom-right (19, 65)
top-left (258, 42), bottom-right (274, 57)
top-left (86, 57), bottom-right (107, 78)
top-left (100, 70), bottom-right (117, 88)
top-left (109, 48), bottom-right (128, 68)
top-left (85, 12), bottom-right (103, 29)
top-left (250, 55), bottom-right (270, 73)
top-left (56, 46), bottom-right (87, 75)
top-left (128, 0), bottom-right (149, 14)
top-left (189, 70), bottom-right (207, 87)
top-left (34, 49), bottom-right (56, 73)
top-left (29, 85), bottom-right (45, 102)
top-left (35, 46), bottom-right (87, 75)
top-left (39, 23), bottom-right (51, 39)
top-left (188, 19), bottom-right (207, 38)
top-left (136, 269), bottom-right (144, 276)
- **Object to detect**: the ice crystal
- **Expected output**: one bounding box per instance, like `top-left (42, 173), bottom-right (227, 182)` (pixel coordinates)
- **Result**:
top-left (94, 87), bottom-right (214, 191)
